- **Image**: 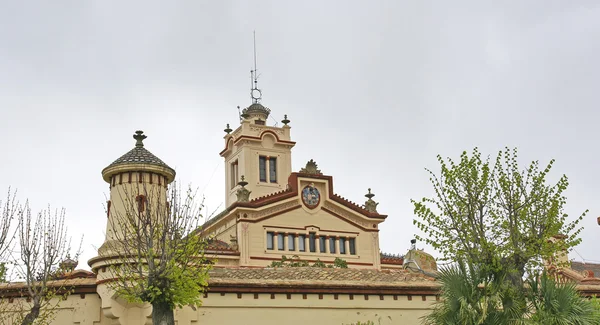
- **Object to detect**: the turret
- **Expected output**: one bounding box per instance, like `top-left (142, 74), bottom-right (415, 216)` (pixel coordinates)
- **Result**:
top-left (90, 130), bottom-right (175, 268)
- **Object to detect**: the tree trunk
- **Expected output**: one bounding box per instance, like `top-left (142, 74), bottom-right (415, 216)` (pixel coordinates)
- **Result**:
top-left (152, 301), bottom-right (175, 325)
top-left (20, 304), bottom-right (40, 325)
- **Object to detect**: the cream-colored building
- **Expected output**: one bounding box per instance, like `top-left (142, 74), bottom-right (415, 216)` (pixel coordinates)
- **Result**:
top-left (1, 95), bottom-right (599, 324)
top-left (0, 97), bottom-right (442, 325)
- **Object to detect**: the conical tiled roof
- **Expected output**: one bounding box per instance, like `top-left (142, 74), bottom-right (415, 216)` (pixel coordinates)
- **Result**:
top-left (102, 130), bottom-right (175, 176)
top-left (106, 146), bottom-right (171, 169)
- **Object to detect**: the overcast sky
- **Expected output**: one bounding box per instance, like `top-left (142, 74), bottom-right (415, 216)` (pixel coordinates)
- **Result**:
top-left (1, 1), bottom-right (599, 269)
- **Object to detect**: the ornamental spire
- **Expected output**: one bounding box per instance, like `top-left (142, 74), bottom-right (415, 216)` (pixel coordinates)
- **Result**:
top-left (364, 188), bottom-right (379, 213)
top-left (133, 130), bottom-right (146, 147)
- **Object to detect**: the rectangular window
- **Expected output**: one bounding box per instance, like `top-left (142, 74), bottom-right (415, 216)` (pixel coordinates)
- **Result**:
top-left (259, 156), bottom-right (267, 182)
top-left (298, 235), bottom-right (306, 252)
top-left (288, 235), bottom-right (295, 251)
top-left (277, 233), bottom-right (284, 251)
top-left (269, 157), bottom-right (277, 183)
top-left (309, 232), bottom-right (316, 253)
top-left (339, 237), bottom-right (347, 254)
top-left (349, 238), bottom-right (356, 255)
top-left (266, 232), bottom-right (274, 250)
top-left (230, 160), bottom-right (239, 189)
top-left (329, 237), bottom-right (336, 254)
top-left (319, 236), bottom-right (326, 253)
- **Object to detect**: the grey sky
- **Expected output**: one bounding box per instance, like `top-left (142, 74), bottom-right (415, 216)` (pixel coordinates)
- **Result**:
top-left (1, 1), bottom-right (599, 269)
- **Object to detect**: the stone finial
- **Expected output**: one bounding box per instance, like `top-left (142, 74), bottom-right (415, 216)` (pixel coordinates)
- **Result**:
top-left (59, 254), bottom-right (78, 273)
top-left (236, 175), bottom-right (251, 202)
top-left (281, 114), bottom-right (290, 126)
top-left (133, 130), bottom-right (147, 147)
top-left (364, 188), bottom-right (379, 213)
top-left (230, 234), bottom-right (239, 250)
top-left (224, 124), bottom-right (232, 134)
top-left (299, 159), bottom-right (322, 175)
top-left (239, 105), bottom-right (250, 119)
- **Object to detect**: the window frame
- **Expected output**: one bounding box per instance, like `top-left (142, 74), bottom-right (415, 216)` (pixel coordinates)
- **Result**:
top-left (269, 157), bottom-right (277, 183)
top-left (298, 234), bottom-right (306, 252)
top-left (277, 233), bottom-right (285, 251)
top-left (259, 156), bottom-right (267, 182)
top-left (349, 238), bottom-right (356, 255)
top-left (266, 232), bottom-right (274, 250)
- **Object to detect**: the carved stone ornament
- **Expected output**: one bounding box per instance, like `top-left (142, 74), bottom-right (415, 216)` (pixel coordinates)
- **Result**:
top-left (230, 234), bottom-right (239, 250)
top-left (299, 159), bottom-right (322, 175)
top-left (364, 188), bottom-right (379, 213)
top-left (236, 175), bottom-right (252, 202)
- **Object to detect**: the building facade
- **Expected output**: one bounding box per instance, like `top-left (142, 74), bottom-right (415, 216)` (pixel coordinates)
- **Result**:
top-left (0, 97), bottom-right (442, 325)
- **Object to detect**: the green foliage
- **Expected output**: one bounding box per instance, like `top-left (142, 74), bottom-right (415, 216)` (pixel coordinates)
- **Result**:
top-left (269, 255), bottom-right (348, 268)
top-left (423, 261), bottom-right (523, 325)
top-left (412, 147), bottom-right (586, 280)
top-left (104, 183), bottom-right (212, 325)
top-left (333, 257), bottom-right (348, 268)
top-left (113, 234), bottom-right (211, 309)
top-left (424, 265), bottom-right (599, 325)
top-left (526, 272), bottom-right (600, 324)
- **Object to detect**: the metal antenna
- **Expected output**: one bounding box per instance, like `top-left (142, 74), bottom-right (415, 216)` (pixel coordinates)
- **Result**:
top-left (250, 30), bottom-right (262, 104)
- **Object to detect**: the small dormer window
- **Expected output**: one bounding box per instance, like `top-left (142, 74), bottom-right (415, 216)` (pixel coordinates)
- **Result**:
top-left (255, 119), bottom-right (265, 125)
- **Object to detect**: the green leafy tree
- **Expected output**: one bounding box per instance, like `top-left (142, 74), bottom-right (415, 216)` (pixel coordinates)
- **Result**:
top-left (101, 183), bottom-right (211, 325)
top-left (412, 147), bottom-right (585, 285)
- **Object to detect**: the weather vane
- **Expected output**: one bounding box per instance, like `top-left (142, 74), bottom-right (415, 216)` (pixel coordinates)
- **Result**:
top-left (250, 31), bottom-right (262, 104)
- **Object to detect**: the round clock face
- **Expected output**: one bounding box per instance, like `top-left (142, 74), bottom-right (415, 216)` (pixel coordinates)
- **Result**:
top-left (301, 185), bottom-right (320, 209)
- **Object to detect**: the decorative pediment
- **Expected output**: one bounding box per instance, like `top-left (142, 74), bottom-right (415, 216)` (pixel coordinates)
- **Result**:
top-left (299, 159), bottom-right (322, 175)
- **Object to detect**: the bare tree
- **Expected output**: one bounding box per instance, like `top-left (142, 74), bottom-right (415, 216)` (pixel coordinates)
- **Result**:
top-left (100, 181), bottom-right (211, 325)
top-left (0, 188), bottom-right (19, 324)
top-left (14, 203), bottom-right (81, 325)
top-left (0, 188), bottom-right (19, 271)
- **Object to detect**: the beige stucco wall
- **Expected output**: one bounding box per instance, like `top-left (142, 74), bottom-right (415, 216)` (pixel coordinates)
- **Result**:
top-left (195, 292), bottom-right (435, 325)
top-left (0, 291), bottom-right (435, 325)
top-left (207, 173), bottom-right (384, 269)
top-left (0, 293), bottom-right (105, 325)
top-left (243, 200), bottom-right (379, 268)
top-left (100, 167), bottom-right (172, 251)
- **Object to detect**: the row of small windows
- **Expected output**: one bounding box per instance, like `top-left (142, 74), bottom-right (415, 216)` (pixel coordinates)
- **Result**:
top-left (266, 232), bottom-right (356, 255)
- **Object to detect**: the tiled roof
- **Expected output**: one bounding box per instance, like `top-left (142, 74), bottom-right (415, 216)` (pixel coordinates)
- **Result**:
top-left (381, 253), bottom-right (404, 265)
top-left (206, 239), bottom-right (237, 252)
top-left (571, 261), bottom-right (600, 278)
top-left (208, 267), bottom-right (436, 287)
top-left (105, 147), bottom-right (173, 171)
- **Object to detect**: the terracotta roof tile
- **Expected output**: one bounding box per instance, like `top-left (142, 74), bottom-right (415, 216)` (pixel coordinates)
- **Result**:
top-left (208, 267), bottom-right (436, 287)
top-left (571, 261), bottom-right (600, 278)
